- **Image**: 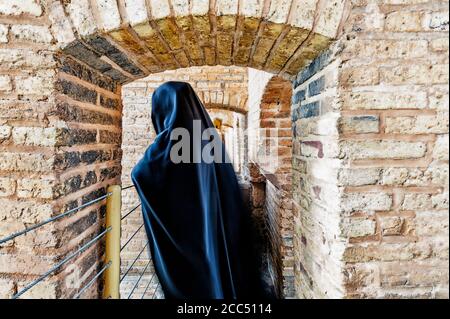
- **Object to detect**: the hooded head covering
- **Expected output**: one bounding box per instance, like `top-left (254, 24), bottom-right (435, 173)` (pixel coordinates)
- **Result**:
top-left (132, 82), bottom-right (261, 299)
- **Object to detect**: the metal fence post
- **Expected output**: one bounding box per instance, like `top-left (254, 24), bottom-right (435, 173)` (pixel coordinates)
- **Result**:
top-left (103, 185), bottom-right (121, 299)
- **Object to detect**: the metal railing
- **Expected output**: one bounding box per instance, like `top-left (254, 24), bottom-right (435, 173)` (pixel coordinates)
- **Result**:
top-left (0, 184), bottom-right (160, 299)
top-left (0, 188), bottom-right (114, 299)
top-left (118, 186), bottom-right (160, 300)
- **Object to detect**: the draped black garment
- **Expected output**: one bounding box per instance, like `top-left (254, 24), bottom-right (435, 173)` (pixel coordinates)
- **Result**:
top-left (131, 82), bottom-right (261, 299)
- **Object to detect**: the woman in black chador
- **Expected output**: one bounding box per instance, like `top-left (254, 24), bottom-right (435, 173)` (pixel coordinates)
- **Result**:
top-left (132, 82), bottom-right (261, 299)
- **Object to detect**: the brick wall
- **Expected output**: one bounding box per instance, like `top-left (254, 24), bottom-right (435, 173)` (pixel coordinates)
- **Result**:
top-left (0, 1), bottom-right (123, 298)
top-left (292, 48), bottom-right (345, 298)
top-left (337, 0), bottom-right (449, 299)
top-left (290, 0), bottom-right (449, 299)
top-left (0, 3), bottom-right (59, 297)
top-left (247, 69), bottom-right (294, 298)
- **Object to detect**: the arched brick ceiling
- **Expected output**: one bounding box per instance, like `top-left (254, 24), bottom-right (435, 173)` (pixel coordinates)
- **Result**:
top-left (125, 65), bottom-right (249, 113)
top-left (53, 0), bottom-right (349, 84)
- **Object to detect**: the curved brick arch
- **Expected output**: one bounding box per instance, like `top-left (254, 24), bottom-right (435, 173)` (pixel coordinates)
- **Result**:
top-left (246, 71), bottom-right (294, 297)
top-left (55, 0), bottom-right (349, 82)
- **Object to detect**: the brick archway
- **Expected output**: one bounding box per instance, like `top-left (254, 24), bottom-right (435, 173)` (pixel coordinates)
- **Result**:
top-left (55, 0), bottom-right (348, 82)
top-left (48, 1), bottom-right (349, 298)
top-left (4, 0), bottom-right (447, 301)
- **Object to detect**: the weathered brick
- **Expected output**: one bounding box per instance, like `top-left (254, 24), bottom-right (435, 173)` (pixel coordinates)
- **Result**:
top-left (99, 131), bottom-right (122, 145)
top-left (385, 11), bottom-right (422, 32)
top-left (65, 0), bottom-right (97, 36)
top-left (342, 192), bottom-right (393, 212)
top-left (432, 192), bottom-right (448, 210)
top-left (0, 49), bottom-right (55, 70)
top-left (0, 279), bottom-right (14, 298)
top-left (344, 242), bottom-right (431, 263)
top-left (292, 102), bottom-right (320, 121)
top-left (0, 152), bottom-right (54, 173)
top-left (54, 151), bottom-right (81, 170)
top-left (415, 211), bottom-right (449, 237)
top-left (0, 75), bottom-right (12, 93)
top-left (54, 101), bottom-right (120, 126)
top-left (341, 116), bottom-right (380, 134)
top-left (56, 128), bottom-right (97, 147)
top-left (0, 125), bottom-right (11, 141)
top-left (344, 39), bottom-right (428, 60)
top-left (55, 79), bottom-right (97, 104)
top-left (17, 178), bottom-right (55, 199)
top-left (342, 218), bottom-right (377, 238)
top-left (57, 54), bottom-right (117, 92)
top-left (124, 0), bottom-right (148, 25)
top-left (0, 0), bottom-right (42, 16)
top-left (150, 0), bottom-right (171, 19)
top-left (381, 64), bottom-right (449, 85)
top-left (62, 41), bottom-right (114, 75)
top-left (341, 67), bottom-right (379, 87)
top-left (338, 168), bottom-right (381, 186)
top-left (342, 140), bottom-right (427, 160)
top-left (385, 113), bottom-right (449, 134)
top-left (294, 50), bottom-right (331, 86)
top-left (430, 38), bottom-right (449, 52)
top-left (93, 0), bottom-right (121, 31)
top-left (0, 177), bottom-right (16, 197)
top-left (191, 0), bottom-right (209, 15)
top-left (381, 165), bottom-right (448, 186)
top-left (100, 167), bottom-right (121, 182)
top-left (343, 91), bottom-right (427, 110)
top-left (379, 261), bottom-right (448, 289)
top-left (0, 24), bottom-right (8, 43)
top-left (80, 150), bottom-right (110, 164)
top-left (12, 127), bottom-right (57, 147)
top-left (379, 216), bottom-right (405, 236)
top-left (48, 1), bottom-right (76, 45)
top-left (10, 25), bottom-right (53, 43)
top-left (82, 188), bottom-right (106, 204)
top-left (99, 95), bottom-right (121, 110)
top-left (84, 36), bottom-right (144, 77)
top-left (56, 210), bottom-right (98, 248)
top-left (63, 175), bottom-right (83, 195)
top-left (424, 11), bottom-right (449, 31)
top-left (402, 193), bottom-right (433, 210)
top-left (15, 72), bottom-right (55, 96)
top-left (308, 76), bottom-right (325, 96)
top-left (292, 90), bottom-right (306, 105)
top-left (433, 135), bottom-right (449, 161)
top-left (429, 86), bottom-right (448, 111)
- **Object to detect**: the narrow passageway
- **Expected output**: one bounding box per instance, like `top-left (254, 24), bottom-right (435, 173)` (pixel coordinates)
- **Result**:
top-left (119, 66), bottom-right (293, 299)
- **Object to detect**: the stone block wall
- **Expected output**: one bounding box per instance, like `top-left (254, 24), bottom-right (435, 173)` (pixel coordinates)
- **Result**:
top-left (290, 0), bottom-right (449, 299)
top-left (337, 0), bottom-right (449, 299)
top-left (0, 1), bottom-right (123, 298)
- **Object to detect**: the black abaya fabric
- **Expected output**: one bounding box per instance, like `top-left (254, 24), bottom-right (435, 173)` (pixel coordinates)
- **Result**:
top-left (131, 82), bottom-right (260, 299)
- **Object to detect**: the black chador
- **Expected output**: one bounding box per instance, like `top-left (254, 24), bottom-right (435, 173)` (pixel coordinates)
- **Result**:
top-left (132, 82), bottom-right (261, 299)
